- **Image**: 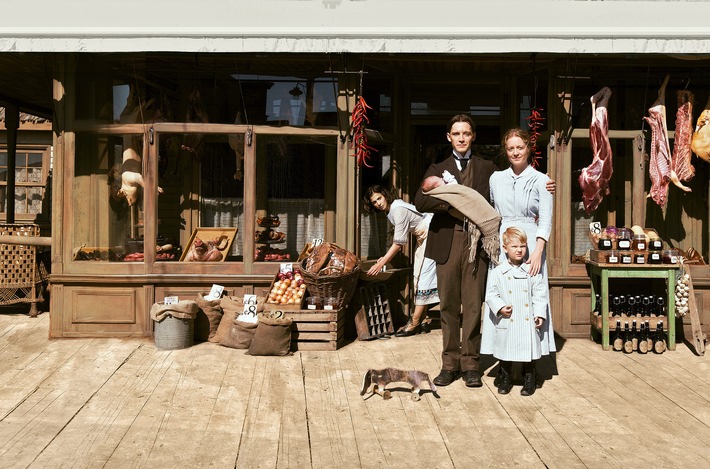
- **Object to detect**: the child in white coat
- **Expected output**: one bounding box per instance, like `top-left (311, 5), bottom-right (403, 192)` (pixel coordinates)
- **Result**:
top-left (484, 226), bottom-right (548, 396)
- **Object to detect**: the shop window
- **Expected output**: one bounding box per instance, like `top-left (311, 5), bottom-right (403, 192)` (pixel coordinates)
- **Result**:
top-left (254, 135), bottom-right (333, 262)
top-left (0, 146), bottom-right (50, 220)
top-left (155, 132), bottom-right (245, 261)
top-left (72, 133), bottom-right (146, 262)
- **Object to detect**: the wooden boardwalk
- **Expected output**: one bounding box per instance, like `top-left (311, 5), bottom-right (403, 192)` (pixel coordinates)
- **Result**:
top-left (1, 311), bottom-right (709, 468)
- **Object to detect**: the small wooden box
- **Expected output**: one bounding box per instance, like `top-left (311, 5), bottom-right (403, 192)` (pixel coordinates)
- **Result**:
top-left (282, 307), bottom-right (346, 351)
top-left (263, 265), bottom-right (306, 311)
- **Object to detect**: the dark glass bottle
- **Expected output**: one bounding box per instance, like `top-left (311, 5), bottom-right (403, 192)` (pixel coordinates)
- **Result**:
top-left (638, 323), bottom-right (648, 354)
top-left (654, 321), bottom-right (667, 353)
top-left (612, 295), bottom-right (620, 317)
top-left (631, 319), bottom-right (638, 351)
top-left (593, 293), bottom-right (601, 315)
top-left (613, 319), bottom-right (623, 351)
top-left (645, 320), bottom-right (653, 351)
top-left (626, 296), bottom-right (635, 318)
top-left (656, 296), bottom-right (665, 317)
top-left (623, 322), bottom-right (633, 354)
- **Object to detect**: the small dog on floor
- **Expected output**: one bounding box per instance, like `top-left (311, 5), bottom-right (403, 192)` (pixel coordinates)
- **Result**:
top-left (360, 368), bottom-right (438, 401)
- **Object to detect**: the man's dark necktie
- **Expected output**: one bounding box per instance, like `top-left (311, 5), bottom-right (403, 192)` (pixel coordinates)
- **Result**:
top-left (459, 158), bottom-right (468, 170)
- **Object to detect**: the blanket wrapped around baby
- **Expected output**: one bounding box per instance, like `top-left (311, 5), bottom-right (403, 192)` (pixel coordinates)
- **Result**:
top-left (423, 184), bottom-right (501, 268)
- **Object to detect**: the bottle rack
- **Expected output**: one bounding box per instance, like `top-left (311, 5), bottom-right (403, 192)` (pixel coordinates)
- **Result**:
top-left (355, 284), bottom-right (394, 339)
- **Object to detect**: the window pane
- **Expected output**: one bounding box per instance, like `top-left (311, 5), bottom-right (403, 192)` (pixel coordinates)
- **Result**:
top-left (73, 132), bottom-right (145, 262)
top-left (254, 135), bottom-right (331, 262)
top-left (28, 152), bottom-right (43, 167)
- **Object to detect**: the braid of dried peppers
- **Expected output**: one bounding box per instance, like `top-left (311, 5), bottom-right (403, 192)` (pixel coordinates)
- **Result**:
top-left (526, 107), bottom-right (545, 168)
top-left (350, 96), bottom-right (377, 168)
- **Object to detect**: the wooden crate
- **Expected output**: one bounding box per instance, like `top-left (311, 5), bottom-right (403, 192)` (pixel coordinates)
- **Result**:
top-left (282, 308), bottom-right (346, 351)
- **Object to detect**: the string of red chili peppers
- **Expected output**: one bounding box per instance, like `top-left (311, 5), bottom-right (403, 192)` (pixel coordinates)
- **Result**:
top-left (350, 96), bottom-right (377, 168)
top-left (526, 107), bottom-right (545, 169)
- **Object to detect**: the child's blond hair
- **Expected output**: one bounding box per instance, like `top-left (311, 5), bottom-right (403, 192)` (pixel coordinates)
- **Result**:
top-left (502, 226), bottom-right (527, 246)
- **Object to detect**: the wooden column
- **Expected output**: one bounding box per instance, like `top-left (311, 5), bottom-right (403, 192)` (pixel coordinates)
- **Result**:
top-left (632, 133), bottom-right (646, 227)
top-left (5, 104), bottom-right (19, 223)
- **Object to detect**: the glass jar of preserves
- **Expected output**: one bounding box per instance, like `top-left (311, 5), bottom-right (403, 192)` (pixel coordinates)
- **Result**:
top-left (662, 249), bottom-right (679, 264)
top-left (648, 238), bottom-right (663, 251)
top-left (598, 238), bottom-right (613, 250)
top-left (647, 252), bottom-right (662, 264)
top-left (634, 253), bottom-right (646, 264)
top-left (632, 234), bottom-right (647, 251)
top-left (606, 250), bottom-right (619, 264)
top-left (617, 228), bottom-right (632, 250)
top-left (621, 252), bottom-right (633, 264)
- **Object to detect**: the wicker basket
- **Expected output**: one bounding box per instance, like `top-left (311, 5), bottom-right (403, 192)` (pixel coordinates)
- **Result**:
top-left (300, 258), bottom-right (361, 309)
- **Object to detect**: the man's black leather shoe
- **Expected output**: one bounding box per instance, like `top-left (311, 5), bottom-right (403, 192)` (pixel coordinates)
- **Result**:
top-left (433, 370), bottom-right (460, 386)
top-left (462, 370), bottom-right (483, 388)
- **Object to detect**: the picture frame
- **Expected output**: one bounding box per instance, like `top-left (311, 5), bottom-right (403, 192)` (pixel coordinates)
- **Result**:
top-left (180, 227), bottom-right (238, 262)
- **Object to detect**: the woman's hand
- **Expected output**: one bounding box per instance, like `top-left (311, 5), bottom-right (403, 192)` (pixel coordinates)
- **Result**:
top-left (367, 259), bottom-right (384, 276)
top-left (535, 317), bottom-right (544, 328)
top-left (526, 249), bottom-right (543, 277)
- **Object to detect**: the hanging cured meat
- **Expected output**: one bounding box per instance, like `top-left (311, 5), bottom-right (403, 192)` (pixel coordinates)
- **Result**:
top-left (644, 75), bottom-right (689, 207)
top-left (579, 86), bottom-right (613, 215)
top-left (670, 90), bottom-right (695, 191)
top-left (691, 96), bottom-right (710, 163)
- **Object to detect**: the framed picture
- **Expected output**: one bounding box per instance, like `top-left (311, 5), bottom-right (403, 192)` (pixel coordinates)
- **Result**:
top-left (180, 227), bottom-right (238, 262)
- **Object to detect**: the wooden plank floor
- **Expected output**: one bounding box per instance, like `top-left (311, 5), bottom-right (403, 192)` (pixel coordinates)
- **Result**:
top-left (1, 311), bottom-right (709, 468)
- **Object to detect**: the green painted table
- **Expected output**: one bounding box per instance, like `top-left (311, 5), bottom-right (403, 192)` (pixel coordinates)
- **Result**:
top-left (587, 260), bottom-right (677, 351)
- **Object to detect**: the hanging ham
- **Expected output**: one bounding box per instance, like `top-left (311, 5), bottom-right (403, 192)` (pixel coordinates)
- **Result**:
top-left (579, 86), bottom-right (613, 214)
top-left (670, 90), bottom-right (695, 191)
top-left (691, 96), bottom-right (710, 163)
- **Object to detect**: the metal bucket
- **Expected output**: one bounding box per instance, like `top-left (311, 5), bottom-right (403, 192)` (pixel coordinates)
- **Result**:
top-left (154, 315), bottom-right (194, 350)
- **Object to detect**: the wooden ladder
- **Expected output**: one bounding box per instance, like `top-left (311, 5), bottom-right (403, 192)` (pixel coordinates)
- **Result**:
top-left (680, 263), bottom-right (707, 355)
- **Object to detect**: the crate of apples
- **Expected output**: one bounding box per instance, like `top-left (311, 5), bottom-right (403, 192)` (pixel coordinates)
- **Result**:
top-left (267, 270), bottom-right (307, 306)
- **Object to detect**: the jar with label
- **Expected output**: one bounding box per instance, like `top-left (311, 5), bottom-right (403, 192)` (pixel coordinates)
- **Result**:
top-left (606, 250), bottom-right (619, 264)
top-left (648, 238), bottom-right (663, 251)
top-left (632, 234), bottom-right (647, 251)
top-left (634, 253), bottom-right (646, 264)
top-left (617, 228), bottom-right (632, 250)
top-left (324, 297), bottom-right (338, 310)
top-left (598, 238), bottom-right (613, 250)
top-left (621, 252), bottom-right (633, 264)
top-left (647, 251), bottom-right (662, 264)
top-left (662, 249), bottom-right (679, 264)
top-left (306, 296), bottom-right (323, 310)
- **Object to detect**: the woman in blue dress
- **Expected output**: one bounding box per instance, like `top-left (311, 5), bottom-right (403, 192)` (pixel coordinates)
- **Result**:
top-left (481, 128), bottom-right (556, 389)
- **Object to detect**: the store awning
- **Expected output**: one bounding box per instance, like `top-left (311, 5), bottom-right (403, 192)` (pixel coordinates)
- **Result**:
top-left (2, 0), bottom-right (710, 54)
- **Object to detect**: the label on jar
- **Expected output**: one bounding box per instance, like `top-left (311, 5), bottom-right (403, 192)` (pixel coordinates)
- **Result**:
top-left (621, 255), bottom-right (632, 264)
top-left (307, 304), bottom-right (317, 310)
top-left (608, 255), bottom-right (619, 263)
top-left (636, 242), bottom-right (646, 250)
top-left (324, 305), bottom-right (334, 310)
top-left (635, 255), bottom-right (645, 264)
top-left (649, 253), bottom-right (661, 263)
top-left (670, 255), bottom-right (678, 264)
top-left (618, 239), bottom-right (631, 249)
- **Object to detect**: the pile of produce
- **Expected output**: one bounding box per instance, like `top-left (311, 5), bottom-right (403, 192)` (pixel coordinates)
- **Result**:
top-left (266, 270), bottom-right (307, 305)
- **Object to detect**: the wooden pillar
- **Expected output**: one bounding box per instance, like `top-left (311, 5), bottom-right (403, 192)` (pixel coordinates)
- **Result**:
top-left (5, 104), bottom-right (19, 223)
top-left (632, 133), bottom-right (646, 227)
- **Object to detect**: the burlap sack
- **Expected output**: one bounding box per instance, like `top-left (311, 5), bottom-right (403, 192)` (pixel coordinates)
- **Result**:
top-left (214, 296), bottom-right (265, 343)
top-left (150, 300), bottom-right (199, 321)
top-left (219, 320), bottom-right (258, 349)
top-left (246, 317), bottom-right (293, 356)
top-left (195, 293), bottom-right (223, 342)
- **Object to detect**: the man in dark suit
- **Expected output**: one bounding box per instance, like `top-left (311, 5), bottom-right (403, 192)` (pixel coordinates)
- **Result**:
top-left (414, 114), bottom-right (495, 388)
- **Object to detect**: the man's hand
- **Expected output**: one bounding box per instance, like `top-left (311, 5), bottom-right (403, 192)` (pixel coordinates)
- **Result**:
top-left (546, 179), bottom-right (556, 194)
top-left (535, 317), bottom-right (544, 328)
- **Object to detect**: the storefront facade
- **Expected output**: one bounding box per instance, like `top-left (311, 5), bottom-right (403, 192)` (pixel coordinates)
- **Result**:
top-left (1, 1), bottom-right (709, 339)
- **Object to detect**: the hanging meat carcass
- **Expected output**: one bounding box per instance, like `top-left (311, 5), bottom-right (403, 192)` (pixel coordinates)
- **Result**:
top-left (644, 75), bottom-right (690, 207)
top-left (670, 90), bottom-right (695, 190)
top-left (579, 86), bottom-right (613, 215)
top-left (691, 96), bottom-right (710, 163)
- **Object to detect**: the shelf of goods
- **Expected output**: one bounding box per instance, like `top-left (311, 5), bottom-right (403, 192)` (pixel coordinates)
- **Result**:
top-left (255, 217), bottom-right (290, 262)
top-left (586, 255), bottom-right (678, 351)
